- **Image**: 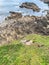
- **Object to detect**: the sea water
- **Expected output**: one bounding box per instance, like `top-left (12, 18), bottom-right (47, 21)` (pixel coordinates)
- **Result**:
top-left (0, 0), bottom-right (49, 22)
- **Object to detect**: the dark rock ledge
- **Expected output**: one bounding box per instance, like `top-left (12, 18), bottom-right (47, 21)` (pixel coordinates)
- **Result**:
top-left (19, 2), bottom-right (40, 12)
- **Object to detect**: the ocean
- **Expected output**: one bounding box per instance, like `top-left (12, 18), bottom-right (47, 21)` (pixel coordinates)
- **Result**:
top-left (0, 0), bottom-right (49, 22)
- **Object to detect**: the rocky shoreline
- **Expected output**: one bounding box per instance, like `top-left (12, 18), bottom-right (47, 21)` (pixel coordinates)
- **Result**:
top-left (0, 11), bottom-right (49, 45)
top-left (0, 2), bottom-right (49, 45)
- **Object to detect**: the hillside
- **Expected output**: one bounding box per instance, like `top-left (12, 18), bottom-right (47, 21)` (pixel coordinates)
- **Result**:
top-left (0, 1), bottom-right (49, 65)
top-left (0, 34), bottom-right (49, 65)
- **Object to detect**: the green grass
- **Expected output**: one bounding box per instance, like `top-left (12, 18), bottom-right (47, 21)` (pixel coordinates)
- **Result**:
top-left (0, 34), bottom-right (49, 65)
top-left (24, 34), bottom-right (49, 45)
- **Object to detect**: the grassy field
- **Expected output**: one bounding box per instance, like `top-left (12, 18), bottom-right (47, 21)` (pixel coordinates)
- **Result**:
top-left (0, 34), bottom-right (49, 65)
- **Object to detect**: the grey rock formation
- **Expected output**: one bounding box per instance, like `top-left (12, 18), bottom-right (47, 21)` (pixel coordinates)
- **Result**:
top-left (20, 2), bottom-right (40, 12)
top-left (0, 12), bottom-right (49, 45)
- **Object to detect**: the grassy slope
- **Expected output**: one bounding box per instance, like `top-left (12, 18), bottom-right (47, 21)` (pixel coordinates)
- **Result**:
top-left (0, 34), bottom-right (49, 65)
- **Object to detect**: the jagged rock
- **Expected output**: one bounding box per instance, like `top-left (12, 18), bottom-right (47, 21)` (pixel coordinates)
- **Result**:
top-left (35, 16), bottom-right (49, 35)
top-left (5, 12), bottom-right (22, 20)
top-left (46, 11), bottom-right (49, 20)
top-left (20, 2), bottom-right (40, 12)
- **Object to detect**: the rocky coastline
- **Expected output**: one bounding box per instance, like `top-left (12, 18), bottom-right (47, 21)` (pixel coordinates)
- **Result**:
top-left (0, 2), bottom-right (49, 45)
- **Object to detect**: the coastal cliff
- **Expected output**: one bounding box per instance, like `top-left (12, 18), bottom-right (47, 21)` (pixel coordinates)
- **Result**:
top-left (0, 11), bottom-right (49, 45)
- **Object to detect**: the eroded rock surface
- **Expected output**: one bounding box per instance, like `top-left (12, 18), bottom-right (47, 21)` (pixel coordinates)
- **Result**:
top-left (0, 12), bottom-right (49, 45)
top-left (20, 2), bottom-right (40, 12)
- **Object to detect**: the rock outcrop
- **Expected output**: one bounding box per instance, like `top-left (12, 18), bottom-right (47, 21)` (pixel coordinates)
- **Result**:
top-left (5, 12), bottom-right (22, 20)
top-left (20, 2), bottom-right (40, 12)
top-left (0, 12), bottom-right (49, 45)
top-left (40, 0), bottom-right (49, 4)
top-left (46, 11), bottom-right (49, 20)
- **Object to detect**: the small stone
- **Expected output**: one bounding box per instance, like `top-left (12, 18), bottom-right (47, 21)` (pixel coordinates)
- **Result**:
top-left (47, 21), bottom-right (49, 22)
top-left (21, 39), bottom-right (32, 45)
top-left (47, 25), bottom-right (49, 28)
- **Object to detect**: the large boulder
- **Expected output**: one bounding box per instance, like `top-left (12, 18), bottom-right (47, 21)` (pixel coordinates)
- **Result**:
top-left (20, 2), bottom-right (40, 12)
